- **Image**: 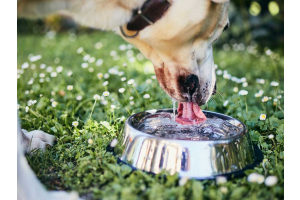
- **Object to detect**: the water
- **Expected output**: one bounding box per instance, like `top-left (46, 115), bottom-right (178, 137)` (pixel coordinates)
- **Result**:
top-left (136, 112), bottom-right (243, 140)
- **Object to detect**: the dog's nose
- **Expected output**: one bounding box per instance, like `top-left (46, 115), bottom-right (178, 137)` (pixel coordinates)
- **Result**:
top-left (184, 74), bottom-right (199, 95)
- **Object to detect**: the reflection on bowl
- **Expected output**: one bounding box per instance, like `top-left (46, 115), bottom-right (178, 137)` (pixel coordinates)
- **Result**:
top-left (115, 109), bottom-right (262, 179)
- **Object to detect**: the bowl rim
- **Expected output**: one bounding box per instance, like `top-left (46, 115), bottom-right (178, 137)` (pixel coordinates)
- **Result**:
top-left (125, 109), bottom-right (247, 143)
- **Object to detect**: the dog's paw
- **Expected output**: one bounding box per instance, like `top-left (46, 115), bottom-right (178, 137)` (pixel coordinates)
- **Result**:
top-left (23, 130), bottom-right (56, 153)
top-left (49, 191), bottom-right (81, 200)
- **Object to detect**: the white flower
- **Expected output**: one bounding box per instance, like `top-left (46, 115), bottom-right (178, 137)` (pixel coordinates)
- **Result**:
top-left (67, 85), bottom-right (73, 91)
top-left (266, 49), bottom-right (272, 56)
top-left (238, 90), bottom-right (248, 96)
top-left (277, 95), bottom-right (282, 99)
top-left (270, 81), bottom-right (279, 87)
top-left (17, 104), bottom-right (20, 110)
top-left (21, 62), bottom-right (29, 69)
top-left (119, 88), bottom-right (125, 93)
top-left (129, 96), bottom-right (134, 100)
top-left (88, 68), bottom-right (94, 73)
top-left (17, 74), bottom-right (21, 79)
top-left (130, 101), bottom-right (135, 105)
top-left (233, 87), bottom-right (238, 93)
top-left (179, 177), bottom-right (189, 186)
top-left (216, 176), bottom-right (227, 185)
top-left (119, 44), bottom-right (127, 51)
top-left (216, 70), bottom-right (223, 75)
top-left (83, 54), bottom-right (90, 61)
top-left (118, 71), bottom-right (124, 76)
top-left (51, 91), bottom-right (55, 96)
top-left (108, 68), bottom-right (119, 75)
top-left (261, 96), bottom-right (269, 102)
top-left (104, 73), bottom-right (110, 79)
top-left (110, 139), bottom-right (118, 147)
top-left (256, 78), bottom-right (265, 84)
top-left (30, 64), bottom-right (36, 69)
top-left (102, 81), bottom-right (109, 86)
top-left (265, 176), bottom-right (278, 186)
top-left (46, 66), bottom-right (53, 72)
top-left (121, 77), bottom-right (127, 82)
top-left (93, 94), bottom-right (101, 100)
top-left (50, 98), bottom-right (54, 102)
top-left (127, 79), bottom-right (135, 85)
top-left (127, 44), bottom-right (133, 49)
top-left (242, 82), bottom-right (248, 87)
top-left (111, 105), bottom-right (116, 109)
top-left (146, 79), bottom-right (152, 84)
top-left (255, 92), bottom-right (262, 98)
top-left (40, 64), bottom-right (46, 69)
top-left (50, 72), bottom-right (57, 77)
top-left (223, 100), bottom-right (229, 107)
top-left (56, 66), bottom-right (63, 73)
top-left (25, 90), bottom-right (29, 95)
top-left (52, 101), bottom-right (58, 107)
top-left (223, 73), bottom-right (231, 79)
top-left (96, 59), bottom-right (103, 66)
top-left (103, 91), bottom-right (110, 97)
top-left (88, 139), bottom-right (93, 144)
top-left (97, 73), bottom-right (103, 79)
top-left (129, 57), bottom-right (136, 63)
top-left (81, 63), bottom-right (88, 68)
top-left (76, 95), bottom-right (82, 101)
top-left (123, 63), bottom-right (127, 67)
top-left (67, 71), bottom-right (73, 76)
top-left (143, 94), bottom-right (150, 99)
top-left (151, 75), bottom-right (157, 79)
top-left (268, 134), bottom-right (274, 139)
top-left (260, 114), bottom-right (266, 120)
top-left (240, 77), bottom-right (247, 82)
top-left (220, 186), bottom-right (228, 194)
top-left (72, 121), bottom-right (79, 127)
top-left (126, 50), bottom-right (134, 57)
top-left (95, 42), bottom-right (103, 49)
top-left (88, 57), bottom-right (96, 63)
top-left (28, 79), bottom-right (34, 85)
top-left (39, 78), bottom-right (44, 83)
top-left (25, 106), bottom-right (29, 113)
top-left (110, 50), bottom-right (117, 57)
top-left (247, 173), bottom-right (264, 184)
top-left (77, 47), bottom-right (83, 54)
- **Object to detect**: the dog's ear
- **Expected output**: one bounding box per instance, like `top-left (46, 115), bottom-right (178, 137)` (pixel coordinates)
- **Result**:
top-left (211, 0), bottom-right (230, 3)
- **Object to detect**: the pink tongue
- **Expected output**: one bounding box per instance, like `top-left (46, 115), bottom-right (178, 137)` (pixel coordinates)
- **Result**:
top-left (175, 102), bottom-right (207, 125)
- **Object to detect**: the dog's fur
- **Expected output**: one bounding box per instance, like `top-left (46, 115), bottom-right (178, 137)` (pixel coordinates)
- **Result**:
top-left (17, 0), bottom-right (229, 199)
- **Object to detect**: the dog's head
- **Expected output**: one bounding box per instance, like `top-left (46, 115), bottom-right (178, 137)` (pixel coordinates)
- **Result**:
top-left (120, 0), bottom-right (229, 106)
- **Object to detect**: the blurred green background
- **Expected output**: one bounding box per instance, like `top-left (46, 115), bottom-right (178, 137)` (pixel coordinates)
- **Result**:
top-left (17, 0), bottom-right (284, 52)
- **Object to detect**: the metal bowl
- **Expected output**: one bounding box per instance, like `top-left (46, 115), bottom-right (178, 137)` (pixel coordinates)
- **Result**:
top-left (116, 109), bottom-right (262, 179)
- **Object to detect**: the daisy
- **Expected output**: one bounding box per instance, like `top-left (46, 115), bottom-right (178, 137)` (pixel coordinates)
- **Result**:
top-left (119, 44), bottom-right (127, 51)
top-left (146, 79), bottom-right (152, 84)
top-left (40, 64), bottom-right (46, 69)
top-left (28, 79), bottom-right (34, 85)
top-left (88, 139), bottom-right (93, 144)
top-left (108, 68), bottom-right (119, 75)
top-left (111, 105), bottom-right (116, 109)
top-left (260, 114), bottom-right (266, 120)
top-left (103, 91), bottom-right (110, 97)
top-left (121, 77), bottom-right (126, 82)
top-left (104, 73), bottom-right (110, 79)
top-left (129, 96), bottom-right (134, 100)
top-left (223, 73), bottom-right (231, 79)
top-left (97, 73), bottom-right (103, 79)
top-left (51, 91), bottom-right (55, 96)
top-left (118, 71), bottom-right (124, 76)
top-left (46, 66), bottom-right (53, 72)
top-left (126, 50), bottom-right (134, 57)
top-left (39, 94), bottom-right (43, 97)
top-left (216, 176), bottom-right (227, 185)
top-left (261, 96), bottom-right (269, 102)
top-left (151, 75), bottom-right (157, 79)
top-left (94, 42), bottom-right (103, 49)
top-left (96, 59), bottom-right (103, 66)
top-left (83, 54), bottom-right (90, 61)
top-left (268, 134), bottom-right (274, 139)
top-left (216, 70), bottom-right (223, 75)
top-left (127, 79), bottom-right (135, 85)
top-left (270, 81), bottom-right (279, 87)
top-left (21, 62), bottom-right (29, 69)
top-left (277, 95), bottom-right (282, 99)
top-left (30, 64), bottom-right (36, 69)
top-left (110, 50), bottom-right (117, 57)
top-left (119, 88), bottom-right (125, 93)
top-left (81, 63), bottom-right (88, 68)
top-left (137, 53), bottom-right (144, 61)
top-left (129, 57), bottom-right (136, 63)
top-left (56, 66), bottom-right (63, 73)
top-left (67, 71), bottom-right (73, 76)
top-left (110, 139), bottom-right (118, 147)
top-left (72, 121), bottom-right (79, 127)
top-left (220, 186), bottom-right (228, 194)
top-left (67, 85), bottom-right (73, 91)
top-left (265, 176), bottom-right (278, 187)
top-left (123, 63), bottom-right (127, 67)
top-left (76, 95), bottom-right (82, 101)
top-left (143, 94), bottom-right (150, 99)
top-left (238, 90), bottom-right (248, 96)
top-left (103, 81), bottom-right (109, 86)
top-left (77, 47), bottom-right (83, 54)
top-left (52, 101), bottom-right (58, 107)
top-left (256, 78), bottom-right (265, 84)
top-left (233, 87), bottom-right (238, 93)
top-left (101, 100), bottom-right (108, 105)
top-left (88, 57), bottom-right (96, 63)
top-left (51, 72), bottom-right (57, 77)
top-left (242, 82), bottom-right (248, 87)
top-left (130, 101), bottom-right (135, 105)
top-left (25, 106), bottom-right (29, 113)
top-left (39, 78), bottom-right (44, 83)
top-left (240, 77), bottom-right (247, 82)
top-left (88, 68), bottom-right (94, 73)
top-left (94, 94), bottom-right (101, 100)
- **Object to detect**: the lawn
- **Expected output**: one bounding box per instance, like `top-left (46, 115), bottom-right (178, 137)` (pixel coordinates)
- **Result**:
top-left (17, 31), bottom-right (284, 200)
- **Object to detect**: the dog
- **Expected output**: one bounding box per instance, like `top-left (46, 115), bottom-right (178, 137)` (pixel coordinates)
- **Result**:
top-left (17, 0), bottom-right (229, 199)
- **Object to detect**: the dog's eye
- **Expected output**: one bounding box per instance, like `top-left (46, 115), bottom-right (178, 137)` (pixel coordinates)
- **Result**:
top-left (223, 23), bottom-right (229, 32)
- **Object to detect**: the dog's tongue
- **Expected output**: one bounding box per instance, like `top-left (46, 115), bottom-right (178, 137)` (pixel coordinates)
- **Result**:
top-left (175, 102), bottom-right (207, 125)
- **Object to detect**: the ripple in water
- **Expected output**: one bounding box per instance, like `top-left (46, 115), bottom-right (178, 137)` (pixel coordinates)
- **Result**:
top-left (136, 112), bottom-right (243, 140)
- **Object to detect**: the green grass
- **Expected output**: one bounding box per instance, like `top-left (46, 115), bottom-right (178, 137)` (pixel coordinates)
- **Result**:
top-left (17, 31), bottom-right (284, 200)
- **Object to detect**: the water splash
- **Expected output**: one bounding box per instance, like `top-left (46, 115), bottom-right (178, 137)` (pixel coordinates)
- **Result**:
top-left (137, 112), bottom-right (243, 141)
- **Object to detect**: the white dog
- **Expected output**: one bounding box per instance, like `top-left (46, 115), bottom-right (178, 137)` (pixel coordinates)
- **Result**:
top-left (17, 0), bottom-right (230, 199)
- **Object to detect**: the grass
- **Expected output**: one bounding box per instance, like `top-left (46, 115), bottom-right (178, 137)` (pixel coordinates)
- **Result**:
top-left (17, 30), bottom-right (284, 200)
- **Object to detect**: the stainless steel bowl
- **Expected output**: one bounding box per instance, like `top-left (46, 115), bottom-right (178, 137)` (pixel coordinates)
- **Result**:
top-left (116, 109), bottom-right (262, 179)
